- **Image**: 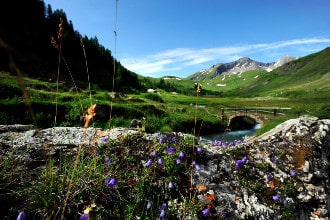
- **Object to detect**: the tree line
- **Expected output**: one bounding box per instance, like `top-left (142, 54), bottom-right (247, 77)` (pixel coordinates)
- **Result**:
top-left (0, 0), bottom-right (142, 92)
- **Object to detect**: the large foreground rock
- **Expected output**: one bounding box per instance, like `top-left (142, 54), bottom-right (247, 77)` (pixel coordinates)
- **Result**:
top-left (0, 115), bottom-right (329, 219)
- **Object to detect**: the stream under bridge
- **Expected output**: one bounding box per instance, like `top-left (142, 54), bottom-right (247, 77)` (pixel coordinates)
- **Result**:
top-left (220, 107), bottom-right (291, 128)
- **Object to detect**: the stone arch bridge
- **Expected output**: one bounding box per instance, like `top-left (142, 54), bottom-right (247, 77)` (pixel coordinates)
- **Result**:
top-left (220, 107), bottom-right (291, 128)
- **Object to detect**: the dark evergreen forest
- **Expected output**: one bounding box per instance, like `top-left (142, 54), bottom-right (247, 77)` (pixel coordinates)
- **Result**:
top-left (0, 0), bottom-right (142, 92)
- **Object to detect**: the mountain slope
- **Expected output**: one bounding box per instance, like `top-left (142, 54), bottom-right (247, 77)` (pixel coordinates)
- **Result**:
top-left (188, 56), bottom-right (296, 81)
top-left (241, 47), bottom-right (330, 96)
top-left (186, 47), bottom-right (330, 98)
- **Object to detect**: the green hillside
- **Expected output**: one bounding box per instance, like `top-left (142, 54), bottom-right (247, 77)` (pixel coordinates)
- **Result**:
top-left (191, 47), bottom-right (330, 99)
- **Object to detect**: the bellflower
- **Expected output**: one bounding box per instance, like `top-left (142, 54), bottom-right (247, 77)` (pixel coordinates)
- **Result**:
top-left (151, 151), bottom-right (158, 157)
top-left (271, 156), bottom-right (278, 165)
top-left (158, 158), bottom-right (163, 165)
top-left (290, 171), bottom-right (297, 177)
top-left (176, 158), bottom-right (181, 164)
top-left (17, 212), bottom-right (26, 220)
top-left (241, 156), bottom-right (248, 164)
top-left (272, 195), bottom-right (279, 201)
top-left (193, 161), bottom-right (201, 171)
top-left (159, 203), bottom-right (167, 219)
top-left (197, 147), bottom-right (203, 154)
top-left (160, 209), bottom-right (165, 219)
top-left (145, 159), bottom-right (153, 167)
top-left (179, 151), bottom-right (184, 159)
top-left (105, 157), bottom-right (110, 167)
top-left (171, 136), bottom-right (177, 143)
top-left (168, 181), bottom-right (174, 189)
top-left (101, 137), bottom-right (108, 143)
top-left (202, 208), bottom-right (211, 217)
top-left (161, 203), bottom-right (167, 210)
top-left (235, 156), bottom-right (248, 170)
top-left (106, 177), bottom-right (117, 189)
top-left (167, 147), bottom-right (175, 154)
top-left (79, 214), bottom-right (89, 220)
top-left (146, 201), bottom-right (152, 209)
top-left (267, 175), bottom-right (272, 182)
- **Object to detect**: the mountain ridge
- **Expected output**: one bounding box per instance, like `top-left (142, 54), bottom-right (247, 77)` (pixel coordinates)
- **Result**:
top-left (188, 55), bottom-right (297, 81)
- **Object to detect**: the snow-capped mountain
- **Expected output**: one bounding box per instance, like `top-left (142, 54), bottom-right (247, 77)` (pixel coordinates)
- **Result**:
top-left (189, 56), bottom-right (296, 80)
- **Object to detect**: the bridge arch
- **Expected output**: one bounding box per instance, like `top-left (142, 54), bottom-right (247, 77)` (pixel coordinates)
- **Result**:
top-left (227, 113), bottom-right (263, 130)
top-left (220, 107), bottom-right (291, 129)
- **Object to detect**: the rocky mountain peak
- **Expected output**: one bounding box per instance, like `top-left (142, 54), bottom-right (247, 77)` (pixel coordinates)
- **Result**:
top-left (274, 55), bottom-right (297, 68)
top-left (189, 55), bottom-right (296, 80)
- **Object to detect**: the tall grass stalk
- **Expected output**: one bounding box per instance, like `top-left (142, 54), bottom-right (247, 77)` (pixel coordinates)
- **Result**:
top-left (80, 37), bottom-right (93, 108)
top-left (108, 0), bottom-right (119, 130)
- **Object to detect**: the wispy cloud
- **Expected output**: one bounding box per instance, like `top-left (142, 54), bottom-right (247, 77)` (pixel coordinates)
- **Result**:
top-left (120, 37), bottom-right (330, 77)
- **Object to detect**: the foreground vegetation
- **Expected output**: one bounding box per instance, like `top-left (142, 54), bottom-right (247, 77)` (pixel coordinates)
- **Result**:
top-left (1, 1), bottom-right (329, 219)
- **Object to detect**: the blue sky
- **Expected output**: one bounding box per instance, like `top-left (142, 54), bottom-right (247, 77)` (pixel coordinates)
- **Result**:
top-left (45, 0), bottom-right (330, 78)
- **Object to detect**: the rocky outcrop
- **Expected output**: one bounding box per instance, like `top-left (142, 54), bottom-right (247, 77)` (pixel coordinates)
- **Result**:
top-left (0, 115), bottom-right (329, 219)
top-left (195, 115), bottom-right (329, 219)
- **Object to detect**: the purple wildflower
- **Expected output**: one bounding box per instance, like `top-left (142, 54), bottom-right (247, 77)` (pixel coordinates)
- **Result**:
top-left (151, 151), bottom-right (157, 157)
top-left (176, 158), bottom-right (181, 164)
top-left (267, 175), bottom-right (272, 182)
top-left (229, 141), bottom-right (236, 147)
top-left (105, 157), bottom-right (110, 167)
top-left (272, 195), bottom-right (279, 201)
top-left (194, 163), bottom-right (201, 171)
top-left (17, 212), bottom-right (26, 220)
top-left (171, 136), bottom-right (177, 143)
top-left (159, 138), bottom-right (164, 144)
top-left (145, 159), bottom-right (153, 167)
top-left (167, 147), bottom-right (175, 154)
top-left (161, 203), bottom-right (167, 210)
top-left (159, 203), bottom-right (167, 218)
top-left (106, 177), bottom-right (117, 189)
top-left (160, 209), bottom-right (165, 218)
top-left (136, 176), bottom-right (140, 183)
top-left (168, 182), bottom-right (174, 189)
top-left (283, 198), bottom-right (287, 205)
top-left (101, 137), bottom-right (108, 143)
top-left (290, 171), bottom-right (297, 177)
top-left (202, 208), bottom-right (211, 217)
top-left (271, 156), bottom-right (278, 165)
top-left (158, 158), bottom-right (163, 165)
top-left (235, 156), bottom-right (248, 170)
top-left (235, 160), bottom-right (244, 170)
top-left (79, 214), bottom-right (89, 220)
top-left (213, 140), bottom-right (221, 146)
top-left (197, 147), bottom-right (203, 154)
top-left (179, 151), bottom-right (184, 159)
top-left (146, 201), bottom-right (152, 209)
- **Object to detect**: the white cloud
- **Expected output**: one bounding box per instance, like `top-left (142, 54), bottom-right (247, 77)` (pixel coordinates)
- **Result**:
top-left (120, 37), bottom-right (330, 77)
